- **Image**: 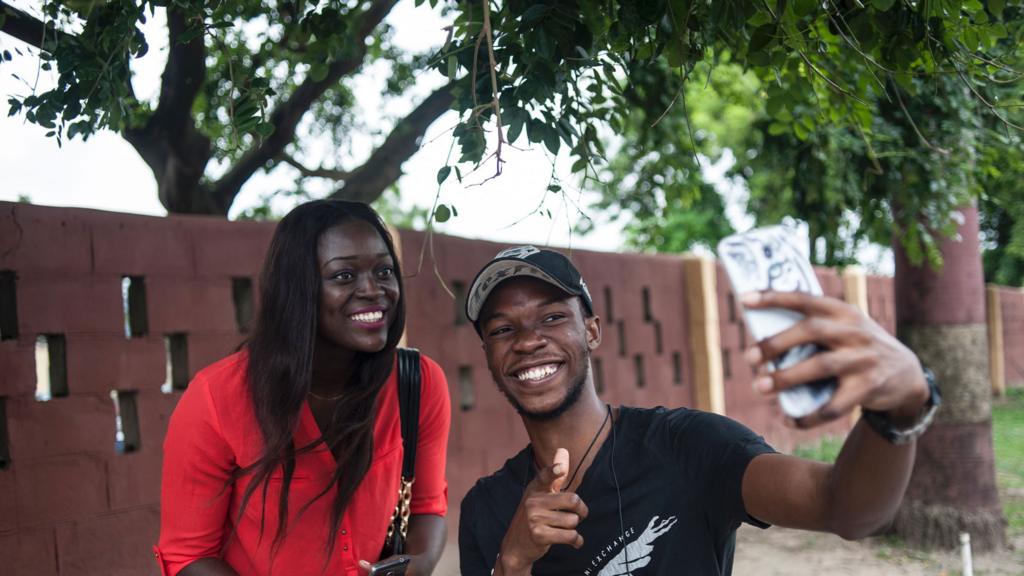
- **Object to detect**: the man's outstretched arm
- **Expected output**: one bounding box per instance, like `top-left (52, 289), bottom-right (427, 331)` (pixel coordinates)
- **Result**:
top-left (739, 290), bottom-right (931, 539)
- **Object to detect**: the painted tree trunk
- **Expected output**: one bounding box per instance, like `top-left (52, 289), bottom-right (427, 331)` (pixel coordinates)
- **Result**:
top-left (893, 205), bottom-right (1006, 550)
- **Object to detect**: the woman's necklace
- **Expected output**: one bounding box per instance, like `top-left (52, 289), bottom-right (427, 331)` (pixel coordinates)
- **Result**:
top-left (559, 404), bottom-right (611, 493)
top-left (308, 388), bottom-right (344, 401)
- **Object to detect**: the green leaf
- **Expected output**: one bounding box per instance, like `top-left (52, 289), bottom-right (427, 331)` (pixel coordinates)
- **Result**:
top-left (177, 25), bottom-right (204, 45)
top-left (793, 120), bottom-right (809, 141)
top-left (255, 123), bottom-right (275, 138)
top-left (235, 115), bottom-right (260, 132)
top-left (235, 99), bottom-right (259, 119)
top-left (434, 204), bottom-right (451, 223)
top-left (542, 125), bottom-right (560, 155)
top-left (436, 166), bottom-right (452, 184)
top-left (507, 117), bottom-right (524, 143)
top-left (447, 55), bottom-right (457, 79)
top-left (527, 118), bottom-right (545, 143)
top-left (521, 5), bottom-right (550, 24)
top-left (793, 0), bottom-right (817, 16)
top-left (963, 0), bottom-right (984, 13)
top-left (748, 24), bottom-right (776, 54)
top-left (309, 63), bottom-right (329, 82)
top-left (871, 0), bottom-right (896, 10)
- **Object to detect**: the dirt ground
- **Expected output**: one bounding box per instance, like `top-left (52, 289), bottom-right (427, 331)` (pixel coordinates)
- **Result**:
top-left (435, 525), bottom-right (1023, 575)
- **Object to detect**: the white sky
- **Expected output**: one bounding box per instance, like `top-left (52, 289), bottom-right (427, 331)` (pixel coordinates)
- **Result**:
top-left (0, 1), bottom-right (893, 272)
top-left (0, 2), bottom-right (629, 252)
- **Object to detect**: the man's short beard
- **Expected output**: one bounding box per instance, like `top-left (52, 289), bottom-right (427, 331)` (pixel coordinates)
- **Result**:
top-left (497, 349), bottom-right (590, 423)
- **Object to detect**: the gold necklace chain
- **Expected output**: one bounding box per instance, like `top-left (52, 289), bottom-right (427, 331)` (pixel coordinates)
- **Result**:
top-left (308, 389), bottom-right (345, 401)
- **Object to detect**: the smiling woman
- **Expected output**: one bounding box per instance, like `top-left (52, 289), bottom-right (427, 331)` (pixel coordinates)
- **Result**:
top-left (155, 200), bottom-right (451, 576)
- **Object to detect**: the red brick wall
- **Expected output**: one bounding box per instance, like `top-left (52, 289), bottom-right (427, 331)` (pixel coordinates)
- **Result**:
top-left (997, 286), bottom-right (1024, 387)
top-left (867, 275), bottom-right (897, 336)
top-left (0, 204), bottom-right (272, 575)
top-left (0, 202), bottom-right (995, 573)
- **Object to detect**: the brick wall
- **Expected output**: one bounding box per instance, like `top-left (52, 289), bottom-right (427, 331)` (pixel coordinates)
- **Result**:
top-left (0, 205), bottom-right (275, 575)
top-left (0, 202), bottom-right (1011, 574)
top-left (996, 286), bottom-right (1024, 387)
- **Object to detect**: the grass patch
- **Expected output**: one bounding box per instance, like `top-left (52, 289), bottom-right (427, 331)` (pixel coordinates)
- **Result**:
top-left (789, 388), bottom-right (1024, 536)
top-left (791, 435), bottom-right (844, 462)
top-left (992, 387), bottom-right (1024, 536)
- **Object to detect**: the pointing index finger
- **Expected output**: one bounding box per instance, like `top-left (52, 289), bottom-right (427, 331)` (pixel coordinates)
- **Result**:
top-left (550, 448), bottom-right (569, 493)
top-left (531, 447), bottom-right (570, 494)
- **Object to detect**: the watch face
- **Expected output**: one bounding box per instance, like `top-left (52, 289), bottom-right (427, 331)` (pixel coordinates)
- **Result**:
top-left (923, 367), bottom-right (942, 407)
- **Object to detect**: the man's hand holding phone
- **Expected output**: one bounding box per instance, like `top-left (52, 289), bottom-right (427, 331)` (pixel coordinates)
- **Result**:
top-left (494, 448), bottom-right (588, 576)
top-left (740, 289), bottom-right (930, 428)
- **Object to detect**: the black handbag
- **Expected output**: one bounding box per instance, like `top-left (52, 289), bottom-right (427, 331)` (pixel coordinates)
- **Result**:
top-left (381, 348), bottom-right (421, 558)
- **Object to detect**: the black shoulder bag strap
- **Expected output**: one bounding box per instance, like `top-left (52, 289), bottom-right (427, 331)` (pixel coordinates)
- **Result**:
top-left (384, 347), bottom-right (421, 557)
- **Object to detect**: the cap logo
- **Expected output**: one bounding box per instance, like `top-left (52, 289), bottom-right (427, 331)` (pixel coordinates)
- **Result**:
top-left (579, 277), bottom-right (591, 301)
top-left (494, 245), bottom-right (539, 259)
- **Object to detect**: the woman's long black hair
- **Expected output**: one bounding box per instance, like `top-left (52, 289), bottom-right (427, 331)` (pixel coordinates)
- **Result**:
top-left (235, 199), bottom-right (406, 561)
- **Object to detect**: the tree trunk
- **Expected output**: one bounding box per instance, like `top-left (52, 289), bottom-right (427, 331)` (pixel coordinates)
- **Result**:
top-left (892, 204), bottom-right (1007, 551)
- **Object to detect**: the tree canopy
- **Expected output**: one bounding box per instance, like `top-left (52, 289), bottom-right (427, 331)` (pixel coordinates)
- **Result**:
top-left (2, 0), bottom-right (454, 214)
top-left (2, 0), bottom-right (1021, 263)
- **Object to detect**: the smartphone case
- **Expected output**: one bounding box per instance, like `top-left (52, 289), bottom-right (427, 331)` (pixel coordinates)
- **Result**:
top-left (717, 226), bottom-right (837, 418)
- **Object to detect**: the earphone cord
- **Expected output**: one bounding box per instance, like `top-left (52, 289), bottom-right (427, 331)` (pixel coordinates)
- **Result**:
top-left (608, 404), bottom-right (631, 576)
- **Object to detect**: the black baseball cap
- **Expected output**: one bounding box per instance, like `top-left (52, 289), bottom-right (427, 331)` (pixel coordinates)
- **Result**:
top-left (465, 245), bottom-right (594, 325)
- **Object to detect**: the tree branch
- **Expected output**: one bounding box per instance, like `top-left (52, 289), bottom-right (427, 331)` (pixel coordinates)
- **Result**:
top-left (278, 152), bottom-right (352, 180)
top-left (154, 8), bottom-right (207, 127)
top-left (211, 0), bottom-right (399, 210)
top-left (0, 1), bottom-right (76, 51)
top-left (123, 6), bottom-right (213, 213)
top-left (331, 85), bottom-right (454, 204)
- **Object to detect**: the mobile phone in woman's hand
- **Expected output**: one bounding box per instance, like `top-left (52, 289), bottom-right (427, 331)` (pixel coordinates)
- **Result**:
top-left (367, 555), bottom-right (410, 576)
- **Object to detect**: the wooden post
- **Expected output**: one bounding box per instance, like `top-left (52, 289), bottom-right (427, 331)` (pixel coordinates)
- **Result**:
top-left (386, 223), bottom-right (408, 348)
top-left (987, 284), bottom-right (1005, 398)
top-left (682, 255), bottom-right (725, 415)
top-left (841, 265), bottom-right (869, 313)
top-left (842, 266), bottom-right (868, 424)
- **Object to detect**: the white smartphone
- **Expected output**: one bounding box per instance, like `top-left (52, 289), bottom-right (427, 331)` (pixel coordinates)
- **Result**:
top-left (717, 226), bottom-right (837, 418)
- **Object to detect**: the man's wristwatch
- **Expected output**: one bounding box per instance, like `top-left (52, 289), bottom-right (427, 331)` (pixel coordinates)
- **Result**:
top-left (861, 367), bottom-right (941, 445)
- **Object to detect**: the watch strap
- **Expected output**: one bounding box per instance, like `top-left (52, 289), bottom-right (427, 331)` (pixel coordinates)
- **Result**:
top-left (862, 367), bottom-right (941, 445)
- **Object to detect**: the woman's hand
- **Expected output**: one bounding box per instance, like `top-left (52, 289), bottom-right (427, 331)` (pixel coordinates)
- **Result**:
top-left (359, 514), bottom-right (447, 575)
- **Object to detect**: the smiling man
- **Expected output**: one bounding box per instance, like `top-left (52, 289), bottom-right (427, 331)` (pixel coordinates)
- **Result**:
top-left (457, 246), bottom-right (939, 576)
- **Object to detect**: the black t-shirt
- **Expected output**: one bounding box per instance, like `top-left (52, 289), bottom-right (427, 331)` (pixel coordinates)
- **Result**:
top-left (459, 406), bottom-right (776, 576)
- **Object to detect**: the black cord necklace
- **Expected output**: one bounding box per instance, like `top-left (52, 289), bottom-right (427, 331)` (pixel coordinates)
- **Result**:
top-left (559, 404), bottom-right (611, 493)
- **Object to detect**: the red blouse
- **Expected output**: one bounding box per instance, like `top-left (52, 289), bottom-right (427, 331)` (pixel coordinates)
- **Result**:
top-left (155, 351), bottom-right (450, 576)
